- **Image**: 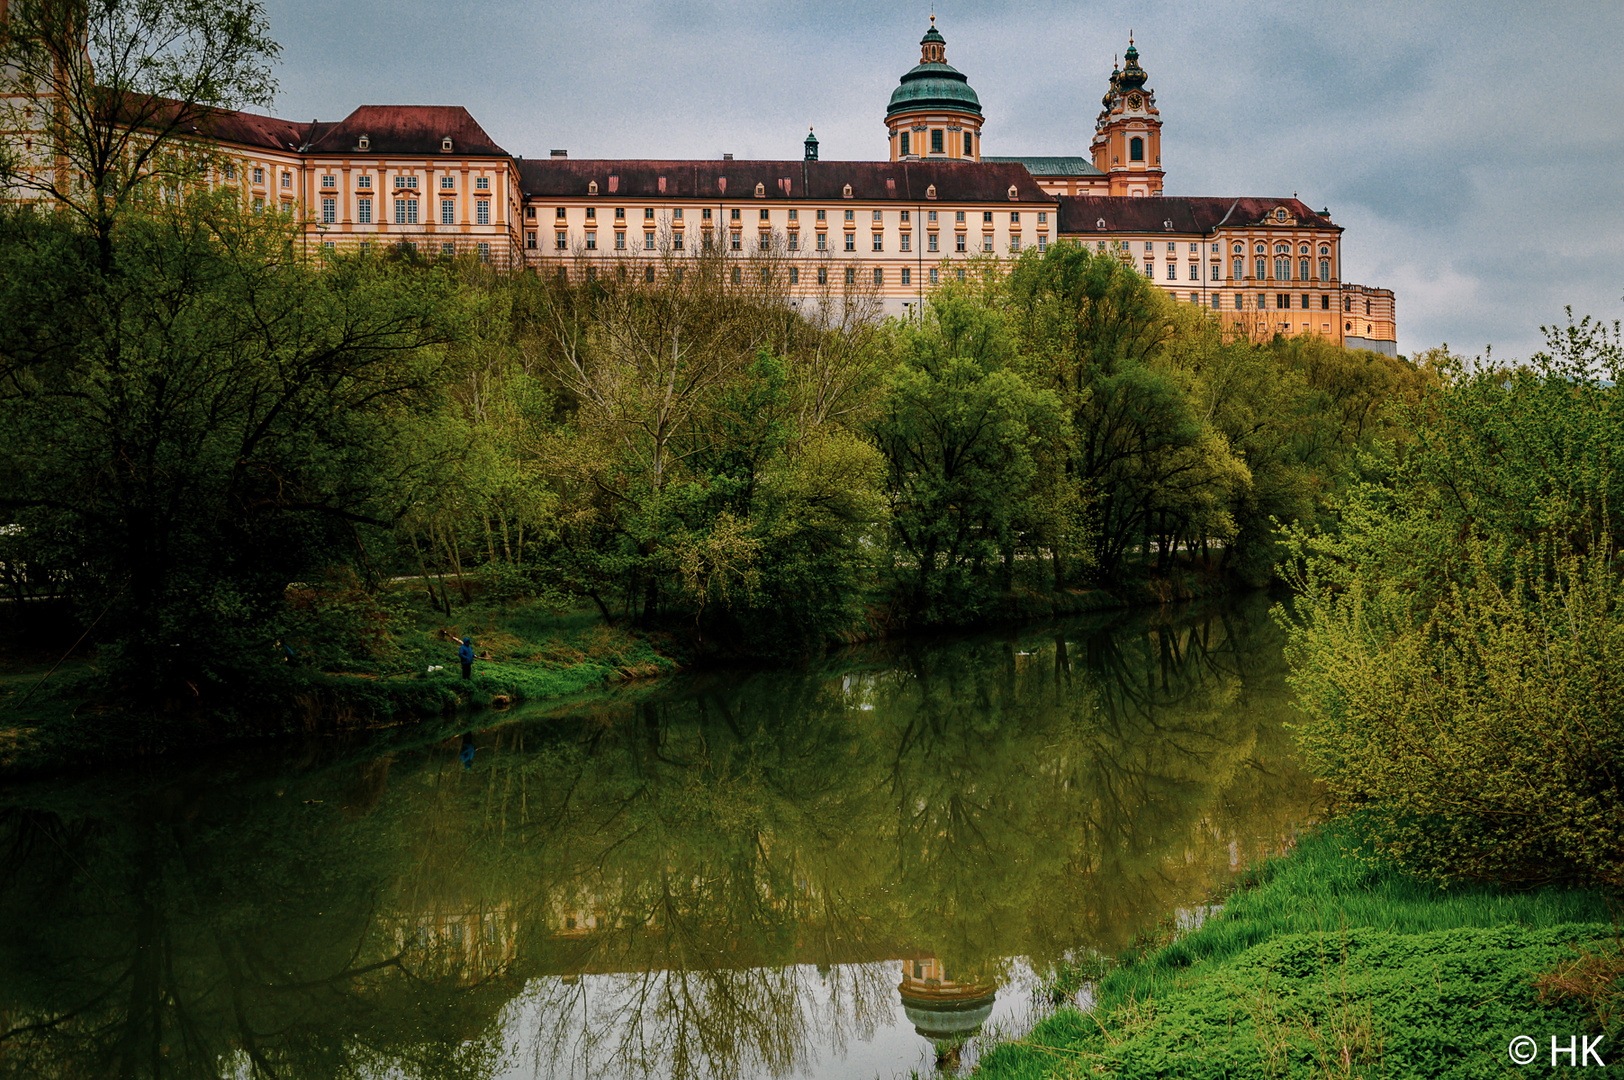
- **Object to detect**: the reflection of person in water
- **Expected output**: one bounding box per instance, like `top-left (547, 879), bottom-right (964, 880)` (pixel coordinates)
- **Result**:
top-left (460, 732), bottom-right (476, 769)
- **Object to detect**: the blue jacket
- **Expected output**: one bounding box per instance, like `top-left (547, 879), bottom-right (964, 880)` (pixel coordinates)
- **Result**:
top-left (458, 641), bottom-right (474, 663)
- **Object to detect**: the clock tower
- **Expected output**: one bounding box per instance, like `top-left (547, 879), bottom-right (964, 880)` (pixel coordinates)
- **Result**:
top-left (1090, 36), bottom-right (1164, 197)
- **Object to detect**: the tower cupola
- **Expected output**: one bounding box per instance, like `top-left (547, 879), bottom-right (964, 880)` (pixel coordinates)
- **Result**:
top-left (885, 16), bottom-right (983, 162)
top-left (1091, 34), bottom-right (1164, 197)
top-left (804, 126), bottom-right (819, 161)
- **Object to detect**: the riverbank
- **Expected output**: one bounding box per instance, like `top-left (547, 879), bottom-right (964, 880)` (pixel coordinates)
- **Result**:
top-left (0, 561), bottom-right (1236, 779)
top-left (0, 597), bottom-right (681, 778)
top-left (974, 823), bottom-right (1619, 1079)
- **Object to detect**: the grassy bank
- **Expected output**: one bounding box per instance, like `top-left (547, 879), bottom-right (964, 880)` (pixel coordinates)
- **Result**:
top-left (2, 561), bottom-right (1241, 779)
top-left (977, 824), bottom-right (1619, 1079)
top-left (0, 591), bottom-right (681, 779)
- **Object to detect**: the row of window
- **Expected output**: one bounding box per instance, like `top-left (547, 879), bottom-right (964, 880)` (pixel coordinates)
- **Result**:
top-left (550, 264), bottom-right (971, 288)
top-left (1095, 239), bottom-right (1334, 257)
top-left (895, 129), bottom-right (975, 157)
top-left (1143, 257), bottom-right (1336, 282)
top-left (319, 197), bottom-right (491, 226)
top-left (225, 165), bottom-right (495, 192)
top-left (541, 206), bottom-right (1051, 226)
top-left (542, 228), bottom-right (1050, 255)
top-left (316, 174), bottom-right (490, 191)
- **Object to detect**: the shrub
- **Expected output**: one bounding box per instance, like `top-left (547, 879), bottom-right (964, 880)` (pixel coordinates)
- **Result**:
top-left (1286, 543), bottom-right (1624, 888)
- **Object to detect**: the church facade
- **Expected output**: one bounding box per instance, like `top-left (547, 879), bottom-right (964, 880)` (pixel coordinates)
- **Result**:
top-left (21, 20), bottom-right (1398, 352)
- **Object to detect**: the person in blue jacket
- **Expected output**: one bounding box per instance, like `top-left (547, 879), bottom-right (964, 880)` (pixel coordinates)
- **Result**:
top-left (458, 637), bottom-right (475, 680)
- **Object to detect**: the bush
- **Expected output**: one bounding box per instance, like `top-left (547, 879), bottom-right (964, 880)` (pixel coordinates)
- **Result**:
top-left (1281, 317), bottom-right (1624, 889)
top-left (1286, 543), bottom-right (1624, 888)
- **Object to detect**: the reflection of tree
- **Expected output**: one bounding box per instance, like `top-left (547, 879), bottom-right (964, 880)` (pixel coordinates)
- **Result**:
top-left (0, 595), bottom-right (1316, 1080)
top-left (0, 778), bottom-right (520, 1079)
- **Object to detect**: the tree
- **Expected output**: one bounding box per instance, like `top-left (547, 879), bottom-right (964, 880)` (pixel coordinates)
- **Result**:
top-left (0, 193), bottom-right (469, 698)
top-left (1282, 314), bottom-right (1624, 887)
top-left (872, 287), bottom-right (1066, 619)
top-left (0, 0), bottom-right (279, 270)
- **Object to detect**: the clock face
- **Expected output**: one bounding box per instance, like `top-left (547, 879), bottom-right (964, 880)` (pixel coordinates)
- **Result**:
top-left (1127, 93), bottom-right (1142, 109)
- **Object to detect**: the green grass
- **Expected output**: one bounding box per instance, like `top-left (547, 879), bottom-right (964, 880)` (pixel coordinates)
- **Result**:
top-left (976, 825), bottom-right (1619, 1079)
top-left (0, 591), bottom-right (682, 778)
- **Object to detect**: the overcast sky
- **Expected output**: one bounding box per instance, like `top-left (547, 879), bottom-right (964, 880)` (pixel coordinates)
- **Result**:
top-left (256, 0), bottom-right (1624, 360)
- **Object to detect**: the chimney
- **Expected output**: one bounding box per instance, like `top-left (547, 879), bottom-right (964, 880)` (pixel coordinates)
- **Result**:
top-left (550, 149), bottom-right (567, 158)
top-left (723, 153), bottom-right (733, 161)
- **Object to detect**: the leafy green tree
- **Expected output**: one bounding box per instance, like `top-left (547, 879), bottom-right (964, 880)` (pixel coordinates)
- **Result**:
top-left (0, 194), bottom-right (469, 698)
top-left (1283, 314), bottom-right (1624, 887)
top-left (1005, 243), bottom-right (1244, 579)
top-left (0, 0), bottom-right (280, 269)
top-left (871, 288), bottom-right (1067, 619)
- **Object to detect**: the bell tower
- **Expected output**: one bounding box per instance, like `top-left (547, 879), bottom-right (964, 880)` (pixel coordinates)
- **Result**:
top-left (1090, 36), bottom-right (1164, 197)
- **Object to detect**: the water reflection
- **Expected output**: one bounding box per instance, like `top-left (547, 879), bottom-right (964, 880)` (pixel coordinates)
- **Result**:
top-left (0, 593), bottom-right (1318, 1079)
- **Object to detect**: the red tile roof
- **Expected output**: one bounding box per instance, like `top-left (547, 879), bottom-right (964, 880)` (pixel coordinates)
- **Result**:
top-left (517, 158), bottom-right (1055, 204)
top-left (191, 105), bottom-right (311, 153)
top-left (1056, 196), bottom-right (1339, 234)
top-left (306, 105), bottom-right (508, 157)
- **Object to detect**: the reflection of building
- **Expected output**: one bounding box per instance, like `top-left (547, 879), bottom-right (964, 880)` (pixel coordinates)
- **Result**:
top-left (391, 901), bottom-right (518, 984)
top-left (897, 956), bottom-right (997, 1054)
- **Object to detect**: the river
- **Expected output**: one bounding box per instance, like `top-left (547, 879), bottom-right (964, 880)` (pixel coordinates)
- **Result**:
top-left (0, 591), bottom-right (1319, 1079)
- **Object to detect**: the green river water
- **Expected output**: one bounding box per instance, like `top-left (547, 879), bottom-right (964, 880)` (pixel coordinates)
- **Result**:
top-left (0, 591), bottom-right (1320, 1080)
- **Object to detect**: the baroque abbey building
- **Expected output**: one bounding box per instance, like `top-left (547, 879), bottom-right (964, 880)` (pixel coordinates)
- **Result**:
top-left (18, 19), bottom-right (1398, 352)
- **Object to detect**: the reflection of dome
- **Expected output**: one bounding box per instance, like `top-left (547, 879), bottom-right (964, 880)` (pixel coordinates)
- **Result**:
top-left (898, 957), bottom-right (997, 1046)
top-left (900, 989), bottom-right (996, 1043)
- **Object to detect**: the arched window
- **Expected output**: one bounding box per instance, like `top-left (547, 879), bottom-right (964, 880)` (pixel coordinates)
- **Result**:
top-left (1365, 299), bottom-right (1372, 315)
top-left (1254, 257), bottom-right (1266, 279)
top-left (1232, 257), bottom-right (1244, 279)
top-left (1319, 258), bottom-right (1331, 281)
top-left (1299, 244), bottom-right (1310, 255)
top-left (1275, 256), bottom-right (1291, 280)
top-left (1254, 243), bottom-right (1266, 255)
top-left (1129, 137), bottom-right (1144, 162)
top-left (1232, 242), bottom-right (1244, 254)
top-left (1299, 257), bottom-right (1310, 280)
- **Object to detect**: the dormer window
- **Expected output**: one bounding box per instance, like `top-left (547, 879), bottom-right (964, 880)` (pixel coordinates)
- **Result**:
top-left (842, 184), bottom-right (853, 198)
top-left (925, 184), bottom-right (936, 200)
top-left (1007, 185), bottom-right (1018, 200)
top-left (1275, 208), bottom-right (1288, 222)
top-left (357, 134), bottom-right (370, 151)
top-left (754, 182), bottom-right (765, 197)
top-left (441, 136), bottom-right (453, 153)
top-left (588, 180), bottom-right (598, 194)
top-left (1096, 218), bottom-right (1106, 230)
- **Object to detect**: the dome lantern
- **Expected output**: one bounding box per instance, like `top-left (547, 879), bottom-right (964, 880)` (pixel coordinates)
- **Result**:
top-left (885, 18), bottom-right (983, 162)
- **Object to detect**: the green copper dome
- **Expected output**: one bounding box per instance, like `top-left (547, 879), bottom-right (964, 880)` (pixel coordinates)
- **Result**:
top-left (887, 20), bottom-right (982, 119)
